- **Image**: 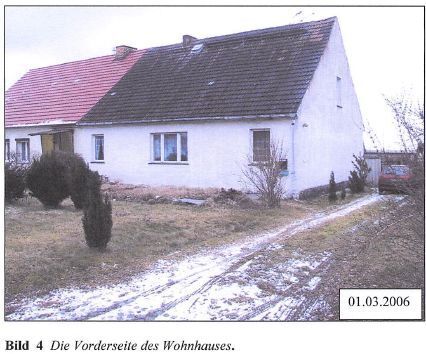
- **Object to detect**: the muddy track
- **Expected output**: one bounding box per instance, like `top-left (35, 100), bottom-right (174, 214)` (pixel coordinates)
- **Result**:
top-left (6, 194), bottom-right (384, 321)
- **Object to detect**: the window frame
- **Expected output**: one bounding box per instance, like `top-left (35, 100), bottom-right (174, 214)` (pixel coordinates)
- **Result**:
top-left (15, 138), bottom-right (30, 163)
top-left (5, 139), bottom-right (10, 162)
top-left (150, 132), bottom-right (188, 164)
top-left (92, 134), bottom-right (105, 162)
top-left (250, 128), bottom-right (271, 163)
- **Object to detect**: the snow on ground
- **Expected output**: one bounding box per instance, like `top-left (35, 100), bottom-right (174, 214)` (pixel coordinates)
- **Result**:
top-left (6, 194), bottom-right (383, 321)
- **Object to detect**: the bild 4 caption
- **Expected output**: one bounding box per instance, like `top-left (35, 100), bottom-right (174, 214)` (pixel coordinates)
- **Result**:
top-left (4, 340), bottom-right (235, 352)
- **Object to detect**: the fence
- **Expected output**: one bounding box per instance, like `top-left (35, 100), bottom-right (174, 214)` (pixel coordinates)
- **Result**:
top-left (365, 157), bottom-right (381, 186)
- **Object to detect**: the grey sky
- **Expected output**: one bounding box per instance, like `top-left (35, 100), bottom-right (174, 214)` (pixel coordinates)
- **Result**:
top-left (4, 6), bottom-right (424, 149)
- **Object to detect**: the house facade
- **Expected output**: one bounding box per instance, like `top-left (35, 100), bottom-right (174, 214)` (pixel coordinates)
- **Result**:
top-left (6, 17), bottom-right (364, 198)
top-left (75, 17), bottom-right (363, 197)
top-left (5, 46), bottom-right (144, 163)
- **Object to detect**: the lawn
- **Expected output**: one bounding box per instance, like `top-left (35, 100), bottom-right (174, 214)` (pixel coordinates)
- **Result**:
top-left (256, 200), bottom-right (425, 320)
top-left (5, 195), bottom-right (322, 302)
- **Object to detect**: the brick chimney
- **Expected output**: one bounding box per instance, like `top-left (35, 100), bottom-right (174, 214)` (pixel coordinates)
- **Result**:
top-left (182, 35), bottom-right (197, 48)
top-left (114, 45), bottom-right (137, 60)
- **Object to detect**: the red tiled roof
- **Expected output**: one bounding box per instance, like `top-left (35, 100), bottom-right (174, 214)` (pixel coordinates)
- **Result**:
top-left (5, 50), bottom-right (145, 127)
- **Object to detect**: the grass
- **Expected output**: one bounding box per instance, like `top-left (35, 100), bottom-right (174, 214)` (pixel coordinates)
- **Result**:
top-left (6, 196), bottom-right (319, 302)
top-left (258, 200), bottom-right (425, 320)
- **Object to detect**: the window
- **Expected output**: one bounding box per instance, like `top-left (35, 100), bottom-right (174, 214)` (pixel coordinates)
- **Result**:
top-left (16, 139), bottom-right (30, 163)
top-left (5, 139), bottom-right (10, 161)
top-left (336, 76), bottom-right (342, 108)
top-left (252, 130), bottom-right (270, 162)
top-left (93, 135), bottom-right (104, 161)
top-left (151, 132), bottom-right (188, 163)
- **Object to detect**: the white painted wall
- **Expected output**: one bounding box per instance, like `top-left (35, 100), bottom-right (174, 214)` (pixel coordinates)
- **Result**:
top-left (294, 19), bottom-right (364, 193)
top-left (4, 126), bottom-right (44, 159)
top-left (74, 120), bottom-right (295, 192)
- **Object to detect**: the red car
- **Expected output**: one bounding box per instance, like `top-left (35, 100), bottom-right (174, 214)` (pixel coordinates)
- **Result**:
top-left (378, 165), bottom-right (413, 194)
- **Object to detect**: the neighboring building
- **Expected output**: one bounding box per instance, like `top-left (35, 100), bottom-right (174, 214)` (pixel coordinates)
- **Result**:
top-left (5, 46), bottom-right (145, 163)
top-left (76, 17), bottom-right (364, 197)
top-left (365, 149), bottom-right (418, 186)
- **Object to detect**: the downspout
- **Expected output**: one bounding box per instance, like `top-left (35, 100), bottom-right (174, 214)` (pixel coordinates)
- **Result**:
top-left (291, 116), bottom-right (297, 197)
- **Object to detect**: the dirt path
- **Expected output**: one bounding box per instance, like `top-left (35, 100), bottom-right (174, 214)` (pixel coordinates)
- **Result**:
top-left (6, 194), bottom-right (383, 321)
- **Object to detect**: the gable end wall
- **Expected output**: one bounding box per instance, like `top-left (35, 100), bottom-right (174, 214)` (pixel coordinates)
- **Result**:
top-left (294, 19), bottom-right (364, 194)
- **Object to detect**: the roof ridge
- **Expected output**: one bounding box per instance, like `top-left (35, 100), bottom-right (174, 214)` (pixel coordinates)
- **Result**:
top-left (144, 16), bottom-right (336, 53)
top-left (199, 16), bottom-right (336, 44)
top-left (27, 49), bottom-right (144, 73)
top-left (21, 17), bottom-right (334, 72)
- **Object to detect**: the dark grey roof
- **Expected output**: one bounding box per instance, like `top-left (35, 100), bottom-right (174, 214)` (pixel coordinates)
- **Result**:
top-left (80, 17), bottom-right (336, 124)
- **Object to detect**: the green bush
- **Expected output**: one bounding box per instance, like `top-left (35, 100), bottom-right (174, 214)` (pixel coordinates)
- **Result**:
top-left (68, 154), bottom-right (91, 209)
top-left (82, 171), bottom-right (113, 250)
top-left (328, 171), bottom-right (337, 202)
top-left (348, 154), bottom-right (371, 193)
top-left (26, 152), bottom-right (70, 208)
top-left (5, 162), bottom-right (26, 202)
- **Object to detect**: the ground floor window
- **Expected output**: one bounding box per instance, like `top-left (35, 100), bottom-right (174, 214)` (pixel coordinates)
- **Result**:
top-left (93, 135), bottom-right (104, 161)
top-left (252, 129), bottom-right (270, 162)
top-left (151, 132), bottom-right (188, 162)
top-left (5, 139), bottom-right (10, 161)
top-left (15, 139), bottom-right (30, 163)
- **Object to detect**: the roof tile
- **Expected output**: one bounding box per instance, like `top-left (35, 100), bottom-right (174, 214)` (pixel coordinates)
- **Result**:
top-left (81, 17), bottom-right (335, 124)
top-left (5, 50), bottom-right (145, 126)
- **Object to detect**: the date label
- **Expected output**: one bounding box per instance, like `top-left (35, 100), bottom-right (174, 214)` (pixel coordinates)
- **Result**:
top-left (339, 289), bottom-right (422, 320)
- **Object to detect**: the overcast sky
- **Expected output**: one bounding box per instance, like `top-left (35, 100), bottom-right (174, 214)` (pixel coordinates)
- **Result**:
top-left (4, 6), bottom-right (424, 149)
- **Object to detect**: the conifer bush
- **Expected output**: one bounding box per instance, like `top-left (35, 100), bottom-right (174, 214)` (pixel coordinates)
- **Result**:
top-left (348, 154), bottom-right (371, 193)
top-left (328, 171), bottom-right (338, 202)
top-left (82, 171), bottom-right (113, 250)
top-left (5, 161), bottom-right (26, 202)
top-left (26, 152), bottom-right (70, 208)
top-left (68, 154), bottom-right (91, 209)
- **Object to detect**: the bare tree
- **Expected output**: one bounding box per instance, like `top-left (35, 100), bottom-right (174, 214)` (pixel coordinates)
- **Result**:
top-left (385, 95), bottom-right (424, 152)
top-left (242, 140), bottom-right (287, 208)
top-left (383, 95), bottom-right (424, 238)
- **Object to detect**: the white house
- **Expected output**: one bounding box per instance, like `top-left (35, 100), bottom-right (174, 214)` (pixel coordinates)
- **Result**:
top-left (75, 17), bottom-right (363, 197)
top-left (6, 17), bottom-right (364, 198)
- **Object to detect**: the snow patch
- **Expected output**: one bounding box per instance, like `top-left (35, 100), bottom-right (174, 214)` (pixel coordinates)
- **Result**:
top-left (6, 194), bottom-right (381, 321)
top-left (305, 277), bottom-right (321, 291)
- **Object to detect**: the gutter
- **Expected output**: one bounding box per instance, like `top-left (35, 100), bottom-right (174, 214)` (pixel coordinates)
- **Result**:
top-left (6, 121), bottom-right (77, 129)
top-left (76, 113), bottom-right (297, 127)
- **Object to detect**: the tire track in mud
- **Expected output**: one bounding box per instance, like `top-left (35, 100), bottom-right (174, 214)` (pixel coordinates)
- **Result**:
top-left (239, 258), bottom-right (333, 320)
top-left (89, 195), bottom-right (382, 320)
top-left (6, 194), bottom-right (383, 321)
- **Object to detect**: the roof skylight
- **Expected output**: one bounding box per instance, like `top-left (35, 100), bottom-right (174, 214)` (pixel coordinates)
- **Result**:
top-left (191, 43), bottom-right (204, 53)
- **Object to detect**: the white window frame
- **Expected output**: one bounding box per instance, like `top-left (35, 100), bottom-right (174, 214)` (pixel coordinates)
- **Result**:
top-left (150, 132), bottom-right (188, 163)
top-left (15, 138), bottom-right (30, 163)
top-left (92, 134), bottom-right (105, 162)
top-left (250, 129), bottom-right (271, 163)
top-left (5, 139), bottom-right (10, 162)
top-left (336, 76), bottom-right (343, 108)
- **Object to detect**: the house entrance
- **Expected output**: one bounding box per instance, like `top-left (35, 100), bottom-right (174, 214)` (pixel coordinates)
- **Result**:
top-left (30, 129), bottom-right (74, 154)
top-left (42, 131), bottom-right (74, 154)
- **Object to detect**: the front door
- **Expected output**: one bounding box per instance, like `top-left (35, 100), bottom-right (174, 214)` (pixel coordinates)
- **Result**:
top-left (41, 131), bottom-right (74, 154)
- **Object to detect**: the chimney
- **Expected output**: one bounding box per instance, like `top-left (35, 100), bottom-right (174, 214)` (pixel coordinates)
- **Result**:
top-left (114, 45), bottom-right (137, 60)
top-left (182, 35), bottom-right (197, 48)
